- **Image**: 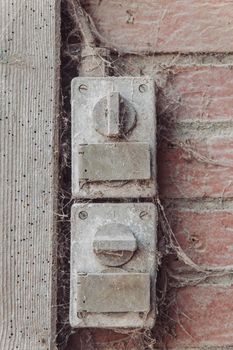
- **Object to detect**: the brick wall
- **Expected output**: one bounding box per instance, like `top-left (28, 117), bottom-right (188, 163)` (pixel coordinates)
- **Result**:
top-left (71, 1), bottom-right (233, 348)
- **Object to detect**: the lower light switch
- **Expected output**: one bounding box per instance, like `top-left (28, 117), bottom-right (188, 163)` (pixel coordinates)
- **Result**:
top-left (70, 202), bottom-right (157, 328)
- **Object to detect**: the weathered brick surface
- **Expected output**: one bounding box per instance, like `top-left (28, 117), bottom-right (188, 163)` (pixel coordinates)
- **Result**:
top-left (85, 0), bottom-right (233, 53)
top-left (158, 67), bottom-right (233, 122)
top-left (167, 209), bottom-right (233, 267)
top-left (167, 286), bottom-right (233, 348)
top-left (158, 136), bottom-right (233, 199)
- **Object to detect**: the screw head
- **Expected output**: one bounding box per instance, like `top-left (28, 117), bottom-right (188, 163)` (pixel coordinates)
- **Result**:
top-left (139, 211), bottom-right (148, 220)
top-left (78, 84), bottom-right (88, 93)
top-left (79, 211), bottom-right (88, 220)
top-left (139, 84), bottom-right (147, 93)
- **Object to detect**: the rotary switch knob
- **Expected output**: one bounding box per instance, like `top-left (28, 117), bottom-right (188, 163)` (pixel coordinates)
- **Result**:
top-left (93, 223), bottom-right (137, 267)
top-left (93, 91), bottom-right (137, 139)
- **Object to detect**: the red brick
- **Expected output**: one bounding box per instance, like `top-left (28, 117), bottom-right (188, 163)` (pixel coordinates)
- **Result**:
top-left (158, 67), bottom-right (233, 122)
top-left (167, 209), bottom-right (233, 267)
top-left (85, 0), bottom-right (233, 53)
top-left (167, 286), bottom-right (233, 348)
top-left (158, 137), bottom-right (233, 198)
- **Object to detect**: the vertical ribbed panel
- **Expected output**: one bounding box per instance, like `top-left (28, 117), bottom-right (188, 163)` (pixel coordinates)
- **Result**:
top-left (0, 1), bottom-right (59, 349)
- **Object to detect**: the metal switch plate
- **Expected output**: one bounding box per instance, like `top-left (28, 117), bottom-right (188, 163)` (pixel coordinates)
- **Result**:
top-left (77, 142), bottom-right (150, 181)
top-left (76, 273), bottom-right (150, 313)
top-left (70, 202), bottom-right (157, 328)
top-left (71, 77), bottom-right (156, 198)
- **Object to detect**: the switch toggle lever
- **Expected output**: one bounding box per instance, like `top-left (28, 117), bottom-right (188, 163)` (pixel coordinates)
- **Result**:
top-left (107, 92), bottom-right (121, 138)
top-left (93, 223), bottom-right (137, 267)
top-left (93, 91), bottom-right (137, 138)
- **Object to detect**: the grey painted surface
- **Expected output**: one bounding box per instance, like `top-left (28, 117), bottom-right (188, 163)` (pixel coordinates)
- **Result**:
top-left (77, 142), bottom-right (151, 181)
top-left (76, 273), bottom-right (150, 313)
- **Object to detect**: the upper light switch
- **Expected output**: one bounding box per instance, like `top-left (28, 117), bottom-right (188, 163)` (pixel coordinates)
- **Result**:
top-left (71, 77), bottom-right (156, 198)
